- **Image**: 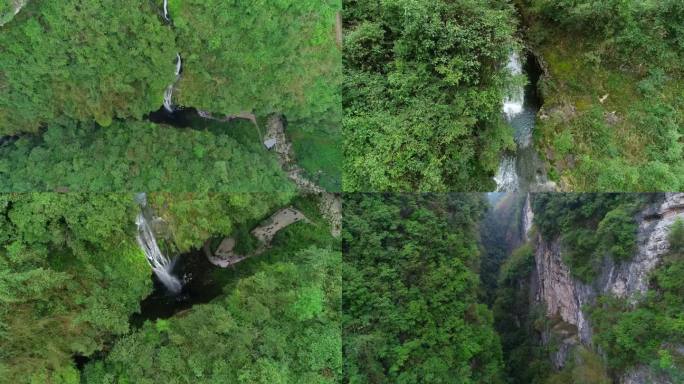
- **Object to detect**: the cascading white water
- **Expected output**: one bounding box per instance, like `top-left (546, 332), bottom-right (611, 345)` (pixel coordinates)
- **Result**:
top-left (495, 52), bottom-right (526, 191)
top-left (494, 155), bottom-right (519, 192)
top-left (503, 53), bottom-right (525, 119)
top-left (174, 53), bottom-right (182, 76)
top-left (163, 0), bottom-right (170, 21)
top-left (135, 194), bottom-right (182, 293)
top-left (163, 53), bottom-right (182, 112)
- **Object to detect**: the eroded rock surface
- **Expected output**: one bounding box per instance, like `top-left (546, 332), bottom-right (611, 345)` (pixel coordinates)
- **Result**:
top-left (532, 193), bottom-right (684, 382)
top-left (265, 114), bottom-right (341, 237)
top-left (206, 207), bottom-right (310, 268)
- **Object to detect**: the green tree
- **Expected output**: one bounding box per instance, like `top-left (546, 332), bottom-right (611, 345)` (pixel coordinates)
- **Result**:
top-left (83, 247), bottom-right (341, 383)
top-left (0, 193), bottom-right (151, 382)
top-left (0, 0), bottom-right (176, 133)
top-left (343, 0), bottom-right (518, 191)
top-left (172, 0), bottom-right (341, 124)
top-left (343, 194), bottom-right (504, 383)
top-left (0, 119), bottom-right (294, 193)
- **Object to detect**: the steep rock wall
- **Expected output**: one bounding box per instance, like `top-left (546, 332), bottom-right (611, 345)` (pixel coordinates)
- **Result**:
top-left (531, 193), bottom-right (684, 382)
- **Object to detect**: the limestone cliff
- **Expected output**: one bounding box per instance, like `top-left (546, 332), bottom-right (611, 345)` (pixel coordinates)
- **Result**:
top-left (529, 193), bottom-right (684, 383)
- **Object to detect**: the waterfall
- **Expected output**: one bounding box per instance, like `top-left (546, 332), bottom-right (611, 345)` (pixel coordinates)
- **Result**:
top-left (494, 155), bottom-right (519, 192)
top-left (175, 53), bottom-right (182, 76)
top-left (163, 53), bottom-right (182, 112)
top-left (503, 53), bottom-right (525, 119)
top-left (163, 0), bottom-right (170, 21)
top-left (135, 194), bottom-right (182, 293)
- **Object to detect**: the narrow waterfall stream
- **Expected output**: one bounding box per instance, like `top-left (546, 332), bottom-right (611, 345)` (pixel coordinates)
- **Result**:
top-left (495, 52), bottom-right (550, 192)
top-left (163, 53), bottom-right (182, 112)
top-left (131, 194), bottom-right (224, 326)
top-left (135, 193), bottom-right (182, 293)
top-left (163, 0), bottom-right (170, 21)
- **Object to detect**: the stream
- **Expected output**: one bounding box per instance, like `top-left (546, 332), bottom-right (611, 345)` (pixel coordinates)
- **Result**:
top-left (494, 52), bottom-right (551, 192)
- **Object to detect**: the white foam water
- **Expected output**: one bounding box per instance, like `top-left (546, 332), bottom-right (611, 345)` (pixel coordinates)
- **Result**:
top-left (135, 194), bottom-right (182, 293)
top-left (502, 53), bottom-right (525, 119)
top-left (494, 155), bottom-right (519, 192)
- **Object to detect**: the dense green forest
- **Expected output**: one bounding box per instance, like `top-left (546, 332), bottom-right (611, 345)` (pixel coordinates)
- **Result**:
top-left (4, 0), bottom-right (684, 382)
top-left (0, 192), bottom-right (340, 383)
top-left (343, 194), bottom-right (504, 383)
top-left (0, 119), bottom-right (294, 193)
top-left (520, 0), bottom-right (684, 190)
top-left (342, 0), bottom-right (518, 191)
top-left (0, 0), bottom-right (341, 191)
top-left (343, 0), bottom-right (684, 192)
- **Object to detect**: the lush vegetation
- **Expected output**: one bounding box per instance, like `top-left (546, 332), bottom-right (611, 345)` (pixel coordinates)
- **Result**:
top-left (170, 0), bottom-right (343, 191)
top-left (0, 119), bottom-right (295, 193)
top-left (172, 0), bottom-right (341, 125)
top-left (343, 194), bottom-right (504, 383)
top-left (84, 246), bottom-right (341, 383)
top-left (589, 219), bottom-right (684, 381)
top-left (0, 191), bottom-right (319, 383)
top-left (521, 0), bottom-right (684, 191)
top-left (147, 192), bottom-right (293, 252)
top-left (0, 193), bottom-right (151, 382)
top-left (343, 0), bottom-right (518, 191)
top-left (531, 193), bottom-right (647, 281)
top-left (82, 192), bottom-right (341, 383)
top-left (0, 0), bottom-right (341, 192)
top-left (0, 0), bottom-right (176, 133)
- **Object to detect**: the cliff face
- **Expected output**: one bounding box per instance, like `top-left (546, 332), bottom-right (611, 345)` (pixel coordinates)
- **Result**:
top-left (529, 193), bottom-right (684, 383)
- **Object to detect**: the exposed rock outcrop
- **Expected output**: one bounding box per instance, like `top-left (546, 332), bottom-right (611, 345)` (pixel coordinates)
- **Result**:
top-left (532, 193), bottom-right (684, 382)
top-left (0, 0), bottom-right (27, 26)
top-left (265, 114), bottom-right (341, 237)
top-left (206, 207), bottom-right (310, 268)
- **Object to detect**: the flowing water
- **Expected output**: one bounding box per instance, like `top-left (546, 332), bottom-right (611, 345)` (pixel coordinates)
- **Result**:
top-left (163, 0), bottom-right (170, 21)
top-left (495, 52), bottom-right (549, 192)
top-left (135, 193), bottom-right (182, 293)
top-left (163, 53), bottom-right (182, 112)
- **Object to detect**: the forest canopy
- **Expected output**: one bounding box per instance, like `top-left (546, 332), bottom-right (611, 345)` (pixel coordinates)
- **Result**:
top-left (0, 119), bottom-right (295, 193)
top-left (0, 0), bottom-right (176, 133)
top-left (0, 192), bottom-right (299, 382)
top-left (343, 0), bottom-right (518, 191)
top-left (172, 0), bottom-right (342, 125)
top-left (343, 193), bottom-right (504, 383)
top-left (83, 246), bottom-right (341, 383)
top-left (0, 0), bottom-right (341, 192)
